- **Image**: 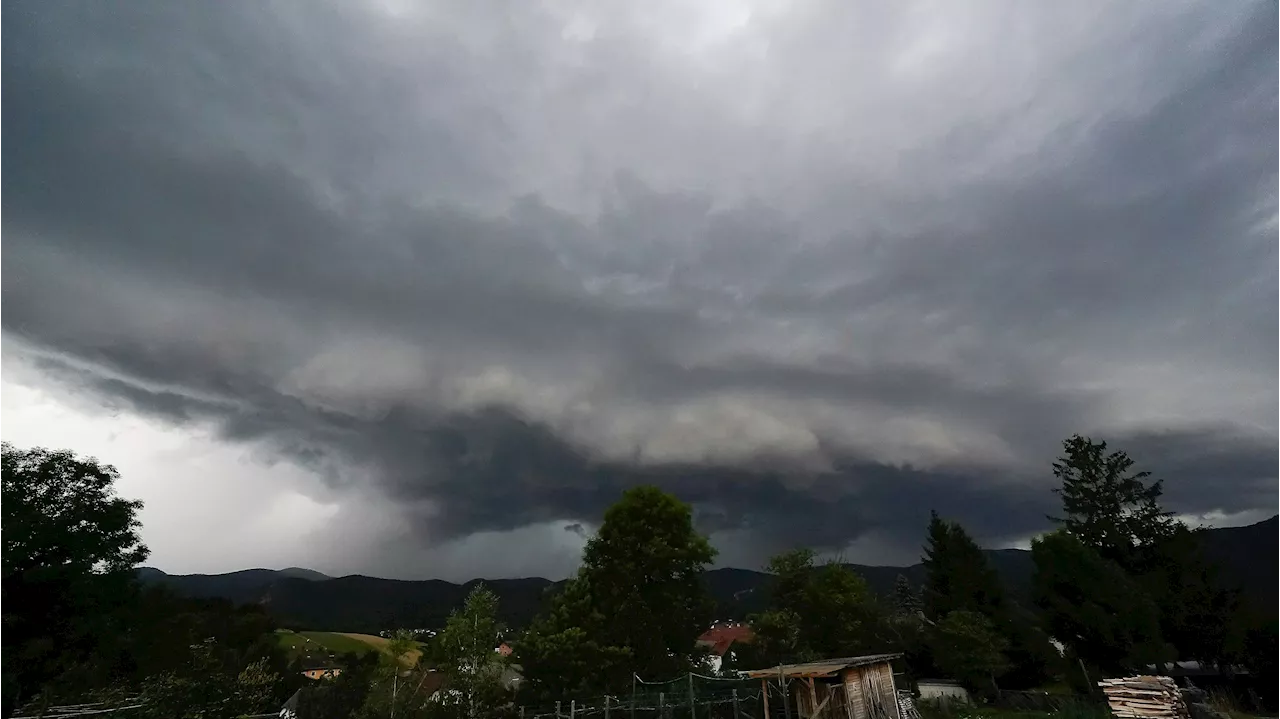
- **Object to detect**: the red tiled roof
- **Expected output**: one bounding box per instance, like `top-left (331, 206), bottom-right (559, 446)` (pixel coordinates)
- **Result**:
top-left (696, 625), bottom-right (754, 656)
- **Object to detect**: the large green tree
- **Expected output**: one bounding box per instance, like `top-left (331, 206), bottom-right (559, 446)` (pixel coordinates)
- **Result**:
top-left (577, 486), bottom-right (717, 676)
top-left (1137, 524), bottom-right (1239, 666)
top-left (918, 513), bottom-right (1052, 689)
top-left (930, 611), bottom-right (1008, 699)
top-left (2, 443), bottom-right (150, 714)
top-left (1049, 435), bottom-right (1238, 666)
top-left (741, 549), bottom-right (886, 666)
top-left (517, 486), bottom-right (715, 698)
top-left (515, 575), bottom-right (631, 702)
top-left (1050, 435), bottom-right (1176, 570)
top-left (921, 511), bottom-right (1005, 620)
top-left (1031, 530), bottom-right (1170, 677)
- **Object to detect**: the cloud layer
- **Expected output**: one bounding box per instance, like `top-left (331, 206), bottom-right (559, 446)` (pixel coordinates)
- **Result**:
top-left (3, 0), bottom-right (1276, 577)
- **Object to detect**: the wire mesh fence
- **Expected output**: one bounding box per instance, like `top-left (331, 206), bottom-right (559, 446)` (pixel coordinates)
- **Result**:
top-left (520, 672), bottom-right (773, 719)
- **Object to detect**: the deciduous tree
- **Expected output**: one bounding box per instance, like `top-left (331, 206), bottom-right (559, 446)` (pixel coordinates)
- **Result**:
top-left (745, 549), bottom-right (886, 665)
top-left (434, 585), bottom-right (509, 719)
top-left (930, 611), bottom-right (1008, 698)
top-left (136, 639), bottom-right (285, 719)
top-left (2, 443), bottom-right (149, 713)
top-left (578, 486), bottom-right (717, 678)
top-left (517, 486), bottom-right (714, 698)
top-left (1031, 530), bottom-right (1169, 676)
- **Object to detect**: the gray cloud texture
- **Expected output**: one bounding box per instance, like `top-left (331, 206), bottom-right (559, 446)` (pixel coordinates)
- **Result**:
top-left (3, 0), bottom-right (1276, 576)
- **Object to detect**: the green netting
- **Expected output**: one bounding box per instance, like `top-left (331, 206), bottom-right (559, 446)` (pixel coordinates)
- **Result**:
top-left (521, 672), bottom-right (775, 719)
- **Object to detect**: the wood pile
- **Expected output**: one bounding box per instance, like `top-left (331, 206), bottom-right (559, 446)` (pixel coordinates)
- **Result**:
top-left (1099, 676), bottom-right (1189, 719)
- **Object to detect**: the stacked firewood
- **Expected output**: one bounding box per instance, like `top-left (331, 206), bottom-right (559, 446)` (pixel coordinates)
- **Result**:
top-left (1099, 676), bottom-right (1189, 719)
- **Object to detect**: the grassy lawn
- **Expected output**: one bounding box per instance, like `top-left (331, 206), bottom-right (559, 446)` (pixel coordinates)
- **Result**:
top-left (275, 629), bottom-right (377, 666)
top-left (275, 629), bottom-right (423, 667)
top-left (337, 633), bottom-right (423, 666)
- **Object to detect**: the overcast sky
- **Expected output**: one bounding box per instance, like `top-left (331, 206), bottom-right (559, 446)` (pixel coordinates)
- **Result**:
top-left (2, 0), bottom-right (1276, 582)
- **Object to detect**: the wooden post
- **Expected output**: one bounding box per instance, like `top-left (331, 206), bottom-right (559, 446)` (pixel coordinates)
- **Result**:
top-left (557, 701), bottom-right (562, 719)
top-left (632, 677), bottom-right (638, 719)
top-left (659, 692), bottom-right (666, 719)
top-left (780, 666), bottom-right (791, 719)
top-left (606, 696), bottom-right (611, 719)
top-left (689, 673), bottom-right (697, 719)
top-left (733, 689), bottom-right (740, 719)
top-left (1077, 659), bottom-right (1093, 699)
top-left (762, 680), bottom-right (771, 719)
top-left (808, 678), bottom-right (818, 719)
top-left (571, 700), bottom-right (577, 719)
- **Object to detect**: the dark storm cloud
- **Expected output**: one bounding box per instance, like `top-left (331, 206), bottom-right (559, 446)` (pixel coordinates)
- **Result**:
top-left (3, 0), bottom-right (1275, 573)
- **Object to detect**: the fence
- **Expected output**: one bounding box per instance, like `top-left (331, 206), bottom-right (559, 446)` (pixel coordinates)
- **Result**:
top-left (521, 672), bottom-right (773, 719)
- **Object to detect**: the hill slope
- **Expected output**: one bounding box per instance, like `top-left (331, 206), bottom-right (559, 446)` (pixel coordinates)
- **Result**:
top-left (139, 516), bottom-right (1276, 632)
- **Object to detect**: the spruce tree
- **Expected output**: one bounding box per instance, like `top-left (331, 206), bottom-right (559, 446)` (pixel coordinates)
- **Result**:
top-left (921, 511), bottom-right (1005, 620)
top-left (1050, 434), bottom-right (1175, 571)
top-left (892, 575), bottom-right (922, 617)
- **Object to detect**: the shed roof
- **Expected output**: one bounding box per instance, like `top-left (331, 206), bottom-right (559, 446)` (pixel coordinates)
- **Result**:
top-left (742, 653), bottom-right (903, 679)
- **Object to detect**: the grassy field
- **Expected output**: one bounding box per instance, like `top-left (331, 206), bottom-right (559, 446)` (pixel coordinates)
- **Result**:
top-left (337, 632), bottom-right (423, 666)
top-left (276, 629), bottom-right (423, 667)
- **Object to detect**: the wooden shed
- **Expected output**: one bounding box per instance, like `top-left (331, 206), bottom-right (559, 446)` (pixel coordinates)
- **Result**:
top-left (744, 654), bottom-right (903, 719)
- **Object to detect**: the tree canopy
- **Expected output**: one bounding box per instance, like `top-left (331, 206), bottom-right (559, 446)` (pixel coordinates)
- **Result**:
top-left (2, 443), bottom-right (151, 711)
top-left (1048, 434), bottom-right (1239, 669)
top-left (740, 549), bottom-right (885, 667)
top-left (517, 486), bottom-right (715, 700)
top-left (433, 584), bottom-right (510, 719)
top-left (931, 610), bottom-right (1009, 698)
top-left (1050, 434), bottom-right (1175, 571)
top-left (1031, 530), bottom-right (1169, 676)
top-left (921, 511), bottom-right (1005, 620)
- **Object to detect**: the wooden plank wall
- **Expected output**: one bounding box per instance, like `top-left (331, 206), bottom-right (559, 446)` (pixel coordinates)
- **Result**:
top-left (876, 663), bottom-right (901, 719)
top-left (843, 667), bottom-right (867, 719)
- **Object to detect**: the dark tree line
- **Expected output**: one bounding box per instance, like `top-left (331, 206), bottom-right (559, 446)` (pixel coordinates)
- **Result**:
top-left (1, 443), bottom-right (307, 718)
top-left (1033, 435), bottom-right (1271, 696)
top-left (3, 435), bottom-right (1275, 718)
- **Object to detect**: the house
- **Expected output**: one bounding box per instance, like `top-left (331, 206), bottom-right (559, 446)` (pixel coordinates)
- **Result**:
top-left (743, 654), bottom-right (903, 719)
top-left (696, 622), bottom-right (754, 673)
top-left (300, 665), bottom-right (343, 680)
top-left (428, 664), bottom-right (523, 705)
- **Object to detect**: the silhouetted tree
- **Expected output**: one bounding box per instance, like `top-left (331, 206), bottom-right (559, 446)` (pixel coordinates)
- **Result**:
top-left (743, 549), bottom-right (886, 665)
top-left (1031, 530), bottom-right (1169, 677)
top-left (922, 511), bottom-right (1005, 621)
top-left (2, 443), bottom-right (148, 714)
top-left (892, 575), bottom-right (922, 617)
top-left (1050, 435), bottom-right (1175, 571)
top-left (517, 486), bottom-right (715, 699)
top-left (434, 585), bottom-right (509, 719)
top-left (931, 610), bottom-right (1008, 699)
top-left (1050, 435), bottom-right (1239, 666)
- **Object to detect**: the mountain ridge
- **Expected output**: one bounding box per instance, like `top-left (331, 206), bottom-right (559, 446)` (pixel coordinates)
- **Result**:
top-left (139, 515), bottom-right (1276, 633)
